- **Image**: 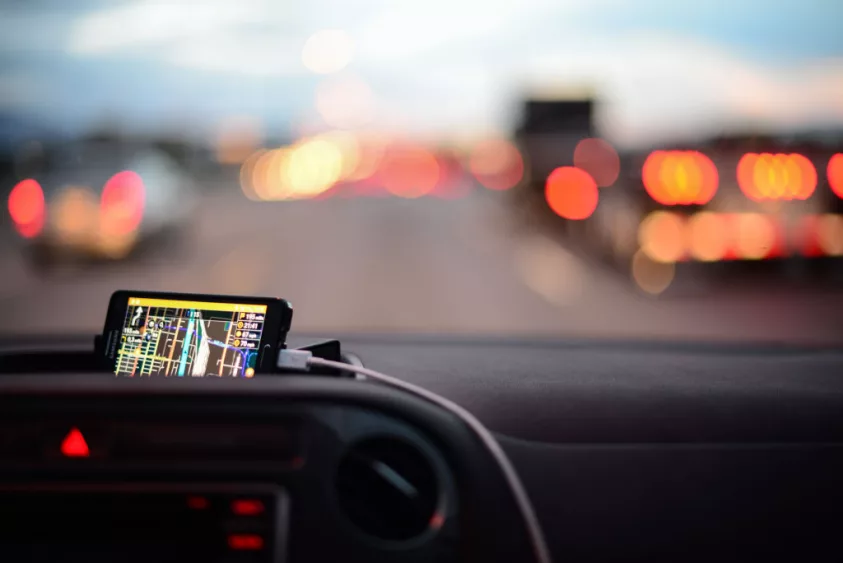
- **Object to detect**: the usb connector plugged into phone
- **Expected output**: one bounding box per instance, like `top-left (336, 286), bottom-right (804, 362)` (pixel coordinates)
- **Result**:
top-left (276, 349), bottom-right (313, 371)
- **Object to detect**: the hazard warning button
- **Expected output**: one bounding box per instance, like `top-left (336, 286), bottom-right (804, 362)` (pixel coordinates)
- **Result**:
top-left (61, 427), bottom-right (90, 458)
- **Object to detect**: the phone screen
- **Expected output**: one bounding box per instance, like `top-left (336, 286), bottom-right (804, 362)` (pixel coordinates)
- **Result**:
top-left (114, 296), bottom-right (269, 378)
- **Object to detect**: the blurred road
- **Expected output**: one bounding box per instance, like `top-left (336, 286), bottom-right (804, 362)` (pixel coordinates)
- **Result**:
top-left (2, 187), bottom-right (843, 344)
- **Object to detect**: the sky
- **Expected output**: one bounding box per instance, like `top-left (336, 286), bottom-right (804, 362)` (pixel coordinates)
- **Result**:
top-left (1, 0), bottom-right (842, 147)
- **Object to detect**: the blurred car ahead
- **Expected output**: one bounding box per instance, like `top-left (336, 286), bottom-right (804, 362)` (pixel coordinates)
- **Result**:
top-left (7, 141), bottom-right (197, 269)
top-left (514, 96), bottom-right (843, 289)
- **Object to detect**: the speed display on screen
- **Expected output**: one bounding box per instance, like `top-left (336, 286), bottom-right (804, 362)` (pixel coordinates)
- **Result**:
top-left (114, 296), bottom-right (267, 378)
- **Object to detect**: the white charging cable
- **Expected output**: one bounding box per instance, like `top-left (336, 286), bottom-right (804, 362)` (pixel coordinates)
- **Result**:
top-left (277, 349), bottom-right (552, 563)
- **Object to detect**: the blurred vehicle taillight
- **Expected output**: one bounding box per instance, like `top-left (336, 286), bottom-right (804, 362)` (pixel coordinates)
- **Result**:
top-left (686, 212), bottom-right (729, 261)
top-left (469, 139), bottom-right (524, 191)
top-left (545, 166), bottom-right (598, 220)
top-left (827, 153), bottom-right (843, 199)
top-left (379, 145), bottom-right (440, 199)
top-left (737, 153), bottom-right (816, 201)
top-left (642, 151), bottom-right (717, 205)
top-left (573, 138), bottom-right (619, 187)
top-left (815, 214), bottom-right (843, 256)
top-left (7, 179), bottom-right (45, 238)
top-left (638, 211), bottom-right (685, 262)
top-left (635, 210), bottom-right (843, 264)
top-left (99, 171), bottom-right (145, 237)
top-left (732, 213), bottom-right (779, 260)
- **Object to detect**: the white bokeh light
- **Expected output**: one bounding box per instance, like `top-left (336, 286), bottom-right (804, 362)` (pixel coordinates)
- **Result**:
top-left (302, 29), bottom-right (354, 74)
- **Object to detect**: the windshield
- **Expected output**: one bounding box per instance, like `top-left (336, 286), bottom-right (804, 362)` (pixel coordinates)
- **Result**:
top-left (2, 0), bottom-right (843, 344)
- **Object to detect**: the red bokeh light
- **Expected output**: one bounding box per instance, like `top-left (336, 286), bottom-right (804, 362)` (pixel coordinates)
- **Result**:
top-left (545, 167), bottom-right (599, 220)
top-left (379, 146), bottom-right (440, 198)
top-left (231, 499), bottom-right (265, 516)
top-left (573, 138), bottom-right (620, 187)
top-left (100, 170), bottom-right (145, 236)
top-left (187, 496), bottom-right (209, 510)
top-left (737, 153), bottom-right (816, 201)
top-left (797, 215), bottom-right (824, 257)
top-left (828, 153), bottom-right (843, 199)
top-left (228, 534), bottom-right (264, 551)
top-left (7, 178), bottom-right (45, 238)
top-left (642, 151), bottom-right (718, 205)
top-left (469, 139), bottom-right (524, 191)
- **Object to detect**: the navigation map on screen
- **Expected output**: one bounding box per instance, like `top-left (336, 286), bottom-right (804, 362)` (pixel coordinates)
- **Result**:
top-left (114, 297), bottom-right (267, 377)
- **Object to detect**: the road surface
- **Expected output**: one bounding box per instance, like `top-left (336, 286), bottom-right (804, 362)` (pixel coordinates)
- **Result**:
top-left (1, 188), bottom-right (842, 344)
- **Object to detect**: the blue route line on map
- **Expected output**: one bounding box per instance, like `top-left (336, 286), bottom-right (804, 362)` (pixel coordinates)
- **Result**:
top-left (177, 316), bottom-right (194, 377)
top-left (165, 324), bottom-right (248, 376)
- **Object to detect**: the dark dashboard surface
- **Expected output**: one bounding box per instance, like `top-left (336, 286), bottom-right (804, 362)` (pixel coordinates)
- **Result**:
top-left (328, 335), bottom-right (843, 443)
top-left (6, 332), bottom-right (843, 443)
top-left (322, 334), bottom-right (843, 562)
top-left (3, 333), bottom-right (843, 562)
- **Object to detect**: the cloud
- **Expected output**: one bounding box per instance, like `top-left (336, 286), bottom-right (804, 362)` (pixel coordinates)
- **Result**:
top-left (167, 33), bottom-right (302, 76)
top-left (519, 32), bottom-right (843, 145)
top-left (356, 2), bottom-right (512, 63)
top-left (355, 0), bottom-right (593, 65)
top-left (0, 15), bottom-right (63, 53)
top-left (42, 0), bottom-right (843, 144)
top-left (67, 0), bottom-right (269, 54)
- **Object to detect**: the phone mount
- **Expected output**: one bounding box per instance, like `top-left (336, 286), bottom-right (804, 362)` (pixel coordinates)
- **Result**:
top-left (294, 339), bottom-right (355, 377)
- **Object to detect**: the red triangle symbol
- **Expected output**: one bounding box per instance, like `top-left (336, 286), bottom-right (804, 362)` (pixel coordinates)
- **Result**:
top-left (61, 427), bottom-right (90, 457)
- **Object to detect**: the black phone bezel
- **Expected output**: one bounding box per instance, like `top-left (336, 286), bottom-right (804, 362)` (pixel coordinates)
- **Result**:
top-left (101, 290), bottom-right (293, 375)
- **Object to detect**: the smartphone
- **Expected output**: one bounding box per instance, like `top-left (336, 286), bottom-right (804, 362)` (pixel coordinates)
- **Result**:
top-left (101, 290), bottom-right (293, 377)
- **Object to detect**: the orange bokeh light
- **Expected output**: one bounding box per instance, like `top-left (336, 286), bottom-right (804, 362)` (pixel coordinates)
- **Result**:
top-left (634, 211), bottom-right (787, 263)
top-left (687, 212), bottom-right (728, 262)
top-left (7, 178), bottom-right (45, 238)
top-left (469, 139), bottom-right (524, 191)
top-left (737, 153), bottom-right (816, 201)
top-left (380, 146), bottom-right (440, 198)
top-left (734, 213), bottom-right (776, 259)
top-left (816, 214), bottom-right (843, 256)
top-left (631, 249), bottom-right (675, 295)
top-left (545, 167), bottom-right (598, 220)
top-left (573, 138), bottom-right (620, 187)
top-left (638, 211), bottom-right (685, 263)
top-left (827, 153), bottom-right (843, 199)
top-left (642, 150), bottom-right (718, 205)
top-left (253, 149), bottom-right (288, 201)
top-left (239, 149), bottom-right (266, 200)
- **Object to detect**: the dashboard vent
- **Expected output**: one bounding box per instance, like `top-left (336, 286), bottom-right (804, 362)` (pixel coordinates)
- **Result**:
top-left (336, 437), bottom-right (439, 542)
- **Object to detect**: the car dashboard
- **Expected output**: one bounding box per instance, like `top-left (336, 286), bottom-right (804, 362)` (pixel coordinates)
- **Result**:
top-left (1, 334), bottom-right (843, 563)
